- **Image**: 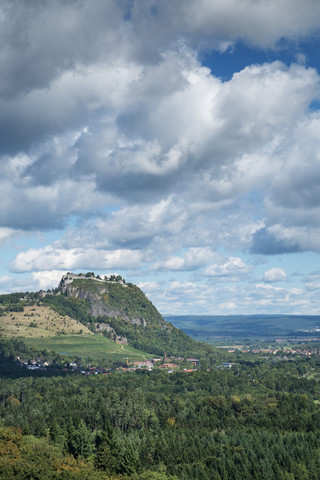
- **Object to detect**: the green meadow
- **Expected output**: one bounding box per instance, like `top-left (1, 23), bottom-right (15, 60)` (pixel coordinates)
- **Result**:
top-left (23, 334), bottom-right (149, 363)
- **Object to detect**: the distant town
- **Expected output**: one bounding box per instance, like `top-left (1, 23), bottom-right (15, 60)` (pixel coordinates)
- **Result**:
top-left (16, 343), bottom-right (320, 377)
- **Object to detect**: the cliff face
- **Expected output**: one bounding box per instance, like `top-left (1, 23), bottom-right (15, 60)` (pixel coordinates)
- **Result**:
top-left (58, 274), bottom-right (161, 328)
top-left (0, 272), bottom-right (211, 357)
top-left (55, 274), bottom-right (193, 354)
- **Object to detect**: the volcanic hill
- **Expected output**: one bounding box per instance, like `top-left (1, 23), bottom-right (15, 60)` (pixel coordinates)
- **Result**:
top-left (0, 272), bottom-right (211, 358)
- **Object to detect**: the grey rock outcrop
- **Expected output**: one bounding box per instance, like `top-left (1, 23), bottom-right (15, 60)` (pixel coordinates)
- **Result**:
top-left (58, 275), bottom-right (144, 326)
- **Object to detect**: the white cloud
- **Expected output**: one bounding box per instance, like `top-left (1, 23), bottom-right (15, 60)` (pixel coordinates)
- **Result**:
top-left (10, 246), bottom-right (144, 273)
top-left (0, 273), bottom-right (58, 295)
top-left (31, 270), bottom-right (67, 291)
top-left (152, 248), bottom-right (221, 271)
top-left (304, 281), bottom-right (320, 292)
top-left (219, 302), bottom-right (237, 310)
top-left (1, 0), bottom-right (320, 315)
top-left (176, 0), bottom-right (320, 48)
top-left (1, 39), bottom-right (319, 249)
top-left (204, 256), bottom-right (252, 278)
top-left (0, 275), bottom-right (11, 286)
top-left (139, 277), bottom-right (317, 316)
top-left (58, 196), bottom-right (189, 254)
top-left (264, 267), bottom-right (287, 283)
top-left (129, 0), bottom-right (320, 53)
top-left (0, 227), bottom-right (18, 246)
top-left (252, 223), bottom-right (320, 255)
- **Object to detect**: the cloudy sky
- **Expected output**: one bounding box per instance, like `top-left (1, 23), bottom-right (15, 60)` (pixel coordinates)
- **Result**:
top-left (1, 0), bottom-right (320, 315)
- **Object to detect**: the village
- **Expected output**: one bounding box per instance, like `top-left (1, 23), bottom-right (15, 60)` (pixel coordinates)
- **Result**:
top-left (17, 353), bottom-right (201, 375)
top-left (222, 345), bottom-right (320, 357)
top-left (16, 343), bottom-right (320, 377)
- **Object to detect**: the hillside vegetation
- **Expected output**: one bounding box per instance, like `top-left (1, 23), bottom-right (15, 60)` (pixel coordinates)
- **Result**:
top-left (56, 274), bottom-right (212, 356)
top-left (0, 305), bottom-right (92, 337)
top-left (0, 273), bottom-right (212, 360)
top-left (23, 336), bottom-right (148, 364)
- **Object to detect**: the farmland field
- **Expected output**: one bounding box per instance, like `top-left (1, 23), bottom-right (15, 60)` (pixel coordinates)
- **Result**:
top-left (23, 334), bottom-right (149, 363)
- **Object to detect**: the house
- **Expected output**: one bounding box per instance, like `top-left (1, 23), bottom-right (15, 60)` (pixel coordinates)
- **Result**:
top-left (216, 362), bottom-right (234, 369)
top-left (186, 358), bottom-right (200, 367)
top-left (159, 363), bottom-right (179, 369)
top-left (132, 361), bottom-right (153, 370)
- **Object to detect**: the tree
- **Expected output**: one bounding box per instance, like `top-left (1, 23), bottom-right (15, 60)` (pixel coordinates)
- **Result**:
top-left (68, 420), bottom-right (94, 459)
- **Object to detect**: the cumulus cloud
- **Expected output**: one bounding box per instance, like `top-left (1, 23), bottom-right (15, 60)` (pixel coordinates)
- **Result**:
top-left (1, 9), bottom-right (319, 237)
top-left (128, 0), bottom-right (320, 54)
top-left (31, 270), bottom-right (67, 291)
top-left (263, 267), bottom-right (287, 283)
top-left (152, 281), bottom-right (217, 313)
top-left (152, 248), bottom-right (221, 271)
top-left (139, 278), bottom-right (316, 315)
top-left (251, 224), bottom-right (320, 255)
top-left (0, 273), bottom-right (47, 294)
top-left (2, 55), bottom-right (316, 244)
top-left (1, 0), bottom-right (320, 313)
top-left (53, 194), bottom-right (264, 265)
top-left (6, 0), bottom-right (315, 155)
top-left (204, 256), bottom-right (252, 279)
top-left (248, 283), bottom-right (308, 310)
top-left (1, 0), bottom-right (318, 99)
top-left (57, 196), bottom-right (189, 254)
top-left (69, 60), bottom-right (319, 207)
top-left (3, 0), bottom-right (312, 101)
top-left (0, 177), bottom-right (109, 230)
top-left (0, 227), bottom-right (19, 246)
top-left (0, 0), bottom-right (126, 98)
top-left (10, 246), bottom-right (144, 273)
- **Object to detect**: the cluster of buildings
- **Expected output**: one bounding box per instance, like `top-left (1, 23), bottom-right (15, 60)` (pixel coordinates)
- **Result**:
top-left (16, 354), bottom-right (200, 375)
top-left (63, 357), bottom-right (201, 375)
top-left (220, 345), bottom-right (320, 356)
top-left (121, 355), bottom-right (200, 373)
top-left (17, 357), bottom-right (52, 370)
top-left (246, 347), bottom-right (319, 356)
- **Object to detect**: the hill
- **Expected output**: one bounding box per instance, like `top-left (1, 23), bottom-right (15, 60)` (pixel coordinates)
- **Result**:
top-left (0, 272), bottom-right (211, 359)
top-left (166, 314), bottom-right (320, 344)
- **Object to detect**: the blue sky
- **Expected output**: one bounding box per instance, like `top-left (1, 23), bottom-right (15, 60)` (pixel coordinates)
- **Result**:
top-left (1, 0), bottom-right (320, 315)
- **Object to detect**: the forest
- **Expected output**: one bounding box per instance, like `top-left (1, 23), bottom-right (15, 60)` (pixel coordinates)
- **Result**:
top-left (2, 338), bottom-right (320, 479)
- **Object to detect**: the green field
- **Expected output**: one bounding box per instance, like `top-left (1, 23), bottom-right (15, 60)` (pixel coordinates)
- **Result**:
top-left (23, 334), bottom-right (150, 363)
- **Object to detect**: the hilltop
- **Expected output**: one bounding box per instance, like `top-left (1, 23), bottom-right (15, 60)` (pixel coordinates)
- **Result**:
top-left (0, 272), bottom-right (212, 359)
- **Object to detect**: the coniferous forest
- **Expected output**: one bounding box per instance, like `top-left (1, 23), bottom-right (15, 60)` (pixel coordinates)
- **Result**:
top-left (2, 338), bottom-right (320, 479)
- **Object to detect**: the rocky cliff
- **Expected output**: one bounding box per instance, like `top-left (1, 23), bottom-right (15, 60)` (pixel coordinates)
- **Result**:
top-left (54, 273), bottom-right (205, 356)
top-left (58, 273), bottom-right (166, 329)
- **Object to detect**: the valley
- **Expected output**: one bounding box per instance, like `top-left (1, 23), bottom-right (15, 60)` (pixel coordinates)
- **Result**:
top-left (167, 314), bottom-right (320, 344)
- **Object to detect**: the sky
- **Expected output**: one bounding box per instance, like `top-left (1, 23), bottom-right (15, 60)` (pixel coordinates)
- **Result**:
top-left (1, 0), bottom-right (320, 316)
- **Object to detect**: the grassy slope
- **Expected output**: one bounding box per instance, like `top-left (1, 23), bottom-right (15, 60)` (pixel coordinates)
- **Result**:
top-left (0, 278), bottom-right (212, 360)
top-left (23, 335), bottom-right (148, 363)
top-left (0, 305), bottom-right (92, 337)
top-left (58, 278), bottom-right (209, 357)
top-left (0, 302), bottom-right (149, 363)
